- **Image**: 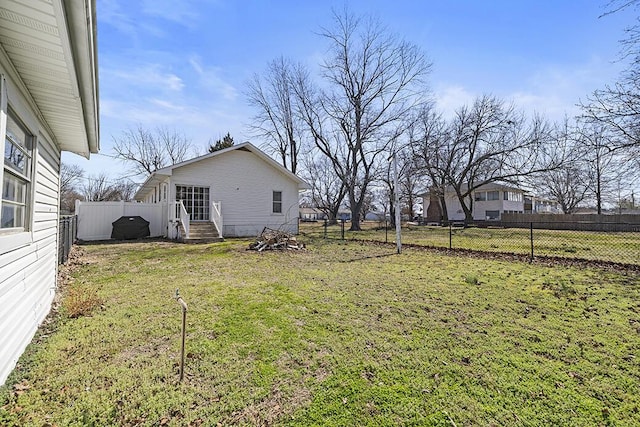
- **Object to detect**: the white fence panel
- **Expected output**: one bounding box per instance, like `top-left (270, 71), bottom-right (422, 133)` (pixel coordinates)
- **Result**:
top-left (76, 201), bottom-right (166, 241)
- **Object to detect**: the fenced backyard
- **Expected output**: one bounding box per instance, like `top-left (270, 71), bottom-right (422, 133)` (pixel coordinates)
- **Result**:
top-left (2, 238), bottom-right (639, 426)
top-left (300, 221), bottom-right (640, 266)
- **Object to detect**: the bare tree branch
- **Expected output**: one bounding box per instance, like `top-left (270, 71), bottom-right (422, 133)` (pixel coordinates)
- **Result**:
top-left (246, 57), bottom-right (305, 174)
top-left (112, 126), bottom-right (193, 177)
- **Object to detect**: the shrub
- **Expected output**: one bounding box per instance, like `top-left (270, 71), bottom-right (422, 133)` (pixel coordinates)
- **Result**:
top-left (62, 286), bottom-right (102, 318)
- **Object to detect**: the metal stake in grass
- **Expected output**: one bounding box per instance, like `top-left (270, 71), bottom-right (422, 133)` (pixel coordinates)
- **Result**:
top-left (174, 289), bottom-right (188, 382)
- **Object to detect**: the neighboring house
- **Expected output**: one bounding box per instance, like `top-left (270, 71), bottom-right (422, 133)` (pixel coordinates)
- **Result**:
top-left (0, 0), bottom-right (99, 385)
top-left (422, 183), bottom-right (527, 222)
top-left (300, 207), bottom-right (326, 222)
top-left (524, 195), bottom-right (563, 214)
top-left (134, 143), bottom-right (309, 238)
top-left (337, 210), bottom-right (352, 221)
top-left (365, 211), bottom-right (386, 221)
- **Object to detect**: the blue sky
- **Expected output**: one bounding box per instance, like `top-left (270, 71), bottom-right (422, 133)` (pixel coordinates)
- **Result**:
top-left (63, 0), bottom-right (637, 184)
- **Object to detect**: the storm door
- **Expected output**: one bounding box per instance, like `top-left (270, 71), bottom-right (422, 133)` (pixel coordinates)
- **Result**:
top-left (175, 185), bottom-right (210, 221)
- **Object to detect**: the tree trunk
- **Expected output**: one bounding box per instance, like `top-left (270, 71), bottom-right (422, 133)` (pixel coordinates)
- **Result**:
top-left (328, 206), bottom-right (340, 225)
top-left (460, 196), bottom-right (474, 225)
top-left (349, 193), bottom-right (363, 231)
top-left (439, 195), bottom-right (448, 221)
top-left (389, 192), bottom-right (396, 228)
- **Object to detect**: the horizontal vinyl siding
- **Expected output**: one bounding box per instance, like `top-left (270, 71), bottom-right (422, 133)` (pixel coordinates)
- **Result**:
top-left (0, 132), bottom-right (61, 385)
top-left (170, 150), bottom-right (300, 237)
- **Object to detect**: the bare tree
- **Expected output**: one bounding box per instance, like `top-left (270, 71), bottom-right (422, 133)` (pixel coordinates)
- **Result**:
top-left (358, 189), bottom-right (378, 221)
top-left (380, 146), bottom-right (423, 226)
top-left (580, 1), bottom-right (640, 151)
top-left (399, 149), bottom-right (424, 220)
top-left (293, 10), bottom-right (432, 230)
top-left (528, 119), bottom-right (589, 214)
top-left (114, 180), bottom-right (139, 201)
top-left (410, 105), bottom-right (450, 220)
top-left (581, 77), bottom-right (640, 151)
top-left (60, 163), bottom-right (84, 212)
top-left (420, 95), bottom-right (556, 224)
top-left (81, 174), bottom-right (137, 202)
top-left (301, 155), bottom-right (347, 224)
top-left (247, 57), bottom-right (304, 173)
top-left (113, 126), bottom-right (192, 177)
top-left (575, 122), bottom-right (633, 213)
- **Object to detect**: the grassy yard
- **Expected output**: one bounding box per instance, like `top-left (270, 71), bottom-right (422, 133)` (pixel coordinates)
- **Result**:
top-left (1, 238), bottom-right (640, 426)
top-left (300, 222), bottom-right (640, 266)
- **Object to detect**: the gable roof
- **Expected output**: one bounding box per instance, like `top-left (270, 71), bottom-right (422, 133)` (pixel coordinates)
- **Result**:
top-left (134, 142), bottom-right (310, 200)
top-left (0, 0), bottom-right (99, 157)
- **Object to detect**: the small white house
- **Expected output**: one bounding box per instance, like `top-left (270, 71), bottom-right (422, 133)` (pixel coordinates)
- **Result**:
top-left (0, 0), bottom-right (99, 385)
top-left (423, 183), bottom-right (526, 222)
top-left (134, 143), bottom-right (309, 238)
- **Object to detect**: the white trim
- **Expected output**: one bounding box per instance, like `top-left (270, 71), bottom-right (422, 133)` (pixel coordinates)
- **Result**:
top-left (0, 74), bottom-right (6, 233)
top-left (272, 189), bottom-right (283, 215)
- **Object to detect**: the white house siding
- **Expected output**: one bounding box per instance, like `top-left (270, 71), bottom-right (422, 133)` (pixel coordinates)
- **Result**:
top-left (0, 0), bottom-right (99, 386)
top-left (0, 125), bottom-right (61, 385)
top-left (76, 201), bottom-right (166, 241)
top-left (169, 150), bottom-right (300, 237)
top-left (441, 194), bottom-right (466, 221)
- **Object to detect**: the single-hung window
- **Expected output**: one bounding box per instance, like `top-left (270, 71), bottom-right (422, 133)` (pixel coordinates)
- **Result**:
top-left (2, 111), bottom-right (32, 230)
top-left (272, 191), bottom-right (282, 214)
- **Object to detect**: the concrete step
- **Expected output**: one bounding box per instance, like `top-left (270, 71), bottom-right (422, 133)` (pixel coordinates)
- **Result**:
top-left (183, 236), bottom-right (224, 244)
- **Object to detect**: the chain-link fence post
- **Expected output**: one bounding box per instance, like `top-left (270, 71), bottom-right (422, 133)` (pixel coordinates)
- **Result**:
top-left (58, 218), bottom-right (64, 264)
top-left (530, 222), bottom-right (534, 262)
top-left (385, 219), bottom-right (388, 243)
top-left (324, 219), bottom-right (327, 239)
top-left (341, 219), bottom-right (345, 240)
top-left (449, 222), bottom-right (452, 250)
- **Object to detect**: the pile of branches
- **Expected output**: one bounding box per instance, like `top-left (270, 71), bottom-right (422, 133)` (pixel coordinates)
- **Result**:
top-left (248, 228), bottom-right (305, 251)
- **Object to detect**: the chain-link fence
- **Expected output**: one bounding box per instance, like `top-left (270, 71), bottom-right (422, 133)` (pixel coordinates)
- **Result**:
top-left (299, 220), bottom-right (640, 266)
top-left (58, 215), bottom-right (77, 264)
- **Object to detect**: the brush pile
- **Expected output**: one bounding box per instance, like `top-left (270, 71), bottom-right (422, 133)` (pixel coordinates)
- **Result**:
top-left (248, 228), bottom-right (305, 251)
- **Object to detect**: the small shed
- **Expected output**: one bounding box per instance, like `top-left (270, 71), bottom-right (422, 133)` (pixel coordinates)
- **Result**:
top-left (111, 216), bottom-right (151, 240)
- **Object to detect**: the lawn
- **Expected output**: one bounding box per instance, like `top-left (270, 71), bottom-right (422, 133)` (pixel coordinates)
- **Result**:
top-left (1, 238), bottom-right (640, 426)
top-left (300, 222), bottom-right (640, 266)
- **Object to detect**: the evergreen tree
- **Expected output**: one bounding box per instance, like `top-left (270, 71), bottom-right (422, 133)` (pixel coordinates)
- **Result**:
top-left (208, 132), bottom-right (234, 152)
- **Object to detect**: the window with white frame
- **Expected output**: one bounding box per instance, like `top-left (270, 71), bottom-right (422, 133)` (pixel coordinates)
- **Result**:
top-left (272, 191), bottom-right (282, 214)
top-left (503, 191), bottom-right (523, 202)
top-left (2, 110), bottom-right (32, 230)
top-left (487, 190), bottom-right (500, 201)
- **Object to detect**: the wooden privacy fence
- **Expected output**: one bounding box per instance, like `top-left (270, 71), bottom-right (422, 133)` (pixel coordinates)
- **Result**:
top-left (75, 201), bottom-right (166, 241)
top-left (501, 213), bottom-right (640, 232)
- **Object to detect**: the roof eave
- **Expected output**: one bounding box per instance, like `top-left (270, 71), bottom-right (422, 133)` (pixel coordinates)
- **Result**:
top-left (59, 0), bottom-right (99, 157)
